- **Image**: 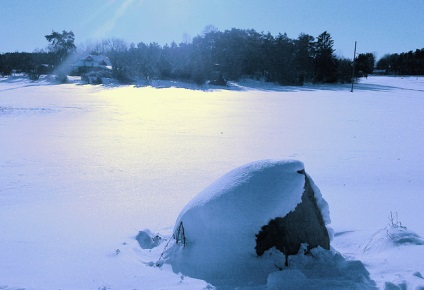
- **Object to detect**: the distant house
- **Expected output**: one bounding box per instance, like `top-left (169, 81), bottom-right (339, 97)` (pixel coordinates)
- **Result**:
top-left (372, 69), bottom-right (387, 75)
top-left (73, 54), bottom-right (112, 75)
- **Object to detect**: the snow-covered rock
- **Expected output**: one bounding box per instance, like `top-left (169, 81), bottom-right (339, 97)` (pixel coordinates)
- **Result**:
top-left (364, 225), bottom-right (424, 254)
top-left (136, 229), bottom-right (162, 249)
top-left (165, 159), bottom-right (333, 287)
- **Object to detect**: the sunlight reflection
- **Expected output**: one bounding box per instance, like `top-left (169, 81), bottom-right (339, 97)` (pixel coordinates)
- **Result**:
top-left (97, 86), bottom-right (224, 137)
top-left (85, 86), bottom-right (231, 183)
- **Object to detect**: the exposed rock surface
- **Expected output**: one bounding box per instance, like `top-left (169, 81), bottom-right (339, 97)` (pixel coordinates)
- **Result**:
top-left (256, 169), bottom-right (330, 265)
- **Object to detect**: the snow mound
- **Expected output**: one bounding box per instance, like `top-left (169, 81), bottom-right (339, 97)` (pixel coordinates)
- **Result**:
top-left (384, 271), bottom-right (424, 290)
top-left (266, 245), bottom-right (376, 290)
top-left (136, 229), bottom-right (162, 249)
top-left (164, 159), bottom-right (334, 287)
top-left (364, 225), bottom-right (424, 253)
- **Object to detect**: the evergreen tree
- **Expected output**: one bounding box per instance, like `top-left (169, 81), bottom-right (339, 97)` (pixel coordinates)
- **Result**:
top-left (336, 57), bottom-right (353, 83)
top-left (45, 30), bottom-right (76, 65)
top-left (377, 49), bottom-right (424, 75)
top-left (294, 33), bottom-right (315, 84)
top-left (313, 31), bottom-right (337, 83)
top-left (273, 33), bottom-right (296, 85)
top-left (355, 53), bottom-right (375, 77)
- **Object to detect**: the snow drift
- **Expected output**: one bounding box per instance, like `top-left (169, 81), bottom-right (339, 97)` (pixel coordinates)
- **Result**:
top-left (164, 159), bottom-right (336, 287)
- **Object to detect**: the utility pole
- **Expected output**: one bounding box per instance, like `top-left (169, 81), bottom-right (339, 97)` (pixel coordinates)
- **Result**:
top-left (351, 41), bottom-right (357, 92)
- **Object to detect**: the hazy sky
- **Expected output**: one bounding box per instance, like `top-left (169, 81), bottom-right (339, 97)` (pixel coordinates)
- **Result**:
top-left (1, 0), bottom-right (423, 59)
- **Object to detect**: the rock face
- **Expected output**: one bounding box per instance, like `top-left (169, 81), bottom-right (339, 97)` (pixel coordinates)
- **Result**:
top-left (255, 169), bottom-right (330, 265)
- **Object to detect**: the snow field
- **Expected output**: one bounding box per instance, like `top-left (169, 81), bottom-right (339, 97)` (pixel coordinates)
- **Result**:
top-left (1, 76), bottom-right (423, 289)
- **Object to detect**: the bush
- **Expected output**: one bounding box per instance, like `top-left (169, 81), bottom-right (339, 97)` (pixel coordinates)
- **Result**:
top-left (112, 66), bottom-right (133, 84)
top-left (55, 73), bottom-right (68, 83)
top-left (28, 71), bottom-right (40, 80)
top-left (82, 70), bottom-right (113, 85)
top-left (191, 69), bottom-right (207, 85)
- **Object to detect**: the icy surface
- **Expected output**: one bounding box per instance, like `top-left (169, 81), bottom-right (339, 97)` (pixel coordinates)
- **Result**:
top-left (1, 76), bottom-right (424, 289)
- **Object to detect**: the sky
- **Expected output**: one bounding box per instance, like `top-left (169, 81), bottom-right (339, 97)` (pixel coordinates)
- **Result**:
top-left (0, 0), bottom-right (423, 59)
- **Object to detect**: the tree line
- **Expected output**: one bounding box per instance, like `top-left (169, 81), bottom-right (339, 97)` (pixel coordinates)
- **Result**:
top-left (0, 51), bottom-right (54, 79)
top-left (3, 27), bottom-right (417, 85)
top-left (0, 30), bottom-right (76, 80)
top-left (95, 28), bottom-right (356, 85)
top-left (376, 49), bottom-right (424, 75)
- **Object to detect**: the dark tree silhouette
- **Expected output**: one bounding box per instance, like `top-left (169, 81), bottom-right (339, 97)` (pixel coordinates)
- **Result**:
top-left (294, 33), bottom-right (315, 84)
top-left (313, 31), bottom-right (337, 83)
top-left (45, 30), bottom-right (76, 64)
top-left (377, 49), bottom-right (424, 75)
top-left (355, 53), bottom-right (375, 77)
top-left (10, 27), bottom-right (416, 85)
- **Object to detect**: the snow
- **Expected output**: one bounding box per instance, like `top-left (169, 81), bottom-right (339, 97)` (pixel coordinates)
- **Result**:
top-left (165, 159), bottom-right (331, 287)
top-left (265, 245), bottom-right (375, 290)
top-left (173, 160), bottom-right (307, 232)
top-left (1, 75), bottom-right (424, 289)
top-left (136, 229), bottom-right (162, 249)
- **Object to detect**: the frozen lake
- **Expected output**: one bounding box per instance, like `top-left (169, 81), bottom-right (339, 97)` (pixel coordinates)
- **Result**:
top-left (1, 76), bottom-right (423, 289)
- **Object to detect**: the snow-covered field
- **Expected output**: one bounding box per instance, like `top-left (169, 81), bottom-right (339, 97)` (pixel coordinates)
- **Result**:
top-left (1, 76), bottom-right (423, 289)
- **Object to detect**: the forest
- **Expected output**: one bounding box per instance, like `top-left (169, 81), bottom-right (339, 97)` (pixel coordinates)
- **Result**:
top-left (0, 27), bottom-right (422, 85)
top-left (376, 48), bottom-right (424, 75)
